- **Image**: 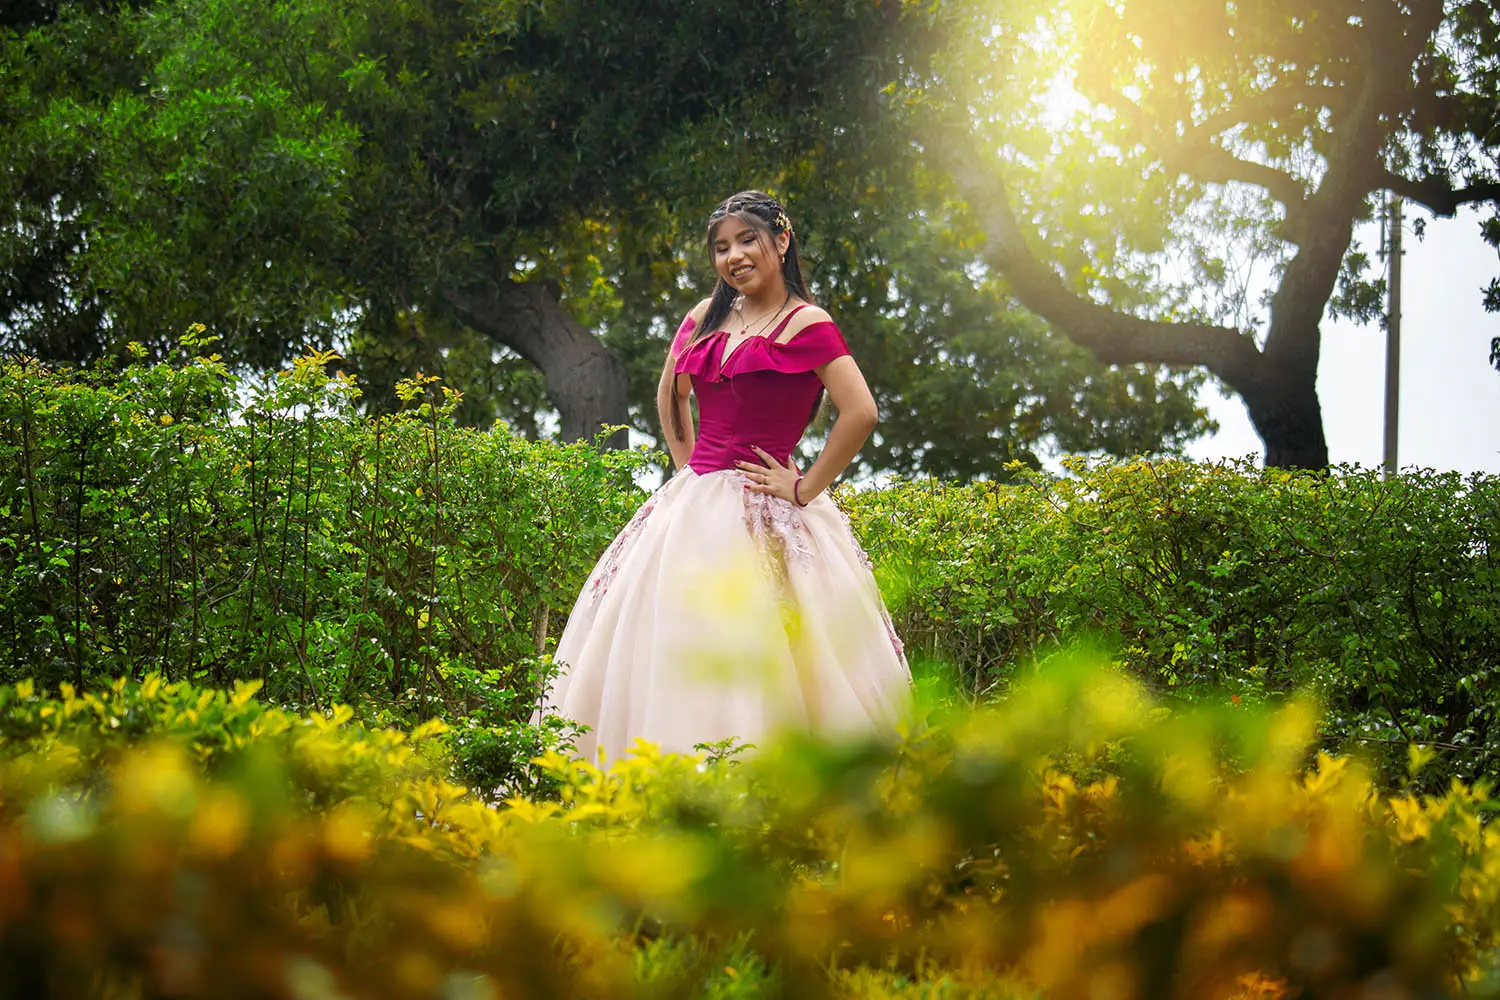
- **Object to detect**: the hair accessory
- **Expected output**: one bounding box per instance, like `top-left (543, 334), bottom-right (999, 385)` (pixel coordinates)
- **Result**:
top-left (774, 211), bottom-right (793, 234)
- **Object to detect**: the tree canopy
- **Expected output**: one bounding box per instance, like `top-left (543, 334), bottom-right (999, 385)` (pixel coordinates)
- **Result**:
top-left (2, 0), bottom-right (1219, 478)
top-left (925, 0), bottom-right (1500, 468)
top-left (8, 0), bottom-right (917, 439)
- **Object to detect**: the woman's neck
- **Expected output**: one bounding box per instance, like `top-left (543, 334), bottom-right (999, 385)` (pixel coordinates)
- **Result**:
top-left (738, 288), bottom-right (792, 317)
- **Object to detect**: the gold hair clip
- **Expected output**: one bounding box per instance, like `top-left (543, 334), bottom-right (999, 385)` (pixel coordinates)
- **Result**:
top-left (774, 211), bottom-right (793, 234)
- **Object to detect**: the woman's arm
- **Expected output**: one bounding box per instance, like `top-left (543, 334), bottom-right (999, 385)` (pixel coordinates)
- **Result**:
top-left (657, 300), bottom-right (710, 469)
top-left (738, 308), bottom-right (878, 504)
top-left (740, 353), bottom-right (878, 504)
top-left (792, 355), bottom-right (878, 503)
top-left (656, 355), bottom-right (696, 469)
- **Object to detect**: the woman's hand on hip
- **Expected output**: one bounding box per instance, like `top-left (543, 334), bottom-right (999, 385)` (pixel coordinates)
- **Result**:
top-left (737, 447), bottom-right (801, 503)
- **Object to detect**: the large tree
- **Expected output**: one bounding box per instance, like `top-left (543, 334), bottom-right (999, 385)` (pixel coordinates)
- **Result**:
top-left (2, 0), bottom-right (922, 441)
top-left (3, 0), bottom-right (1218, 477)
top-left (926, 0), bottom-right (1500, 468)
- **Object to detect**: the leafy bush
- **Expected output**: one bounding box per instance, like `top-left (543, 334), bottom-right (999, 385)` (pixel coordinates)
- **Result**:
top-left (0, 664), bottom-right (1496, 999)
top-left (6, 351), bottom-right (1500, 790)
top-left (842, 458), bottom-right (1500, 782)
top-left (0, 349), bottom-right (651, 725)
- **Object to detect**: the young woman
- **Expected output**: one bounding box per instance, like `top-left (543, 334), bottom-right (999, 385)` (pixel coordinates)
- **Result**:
top-left (539, 190), bottom-right (912, 762)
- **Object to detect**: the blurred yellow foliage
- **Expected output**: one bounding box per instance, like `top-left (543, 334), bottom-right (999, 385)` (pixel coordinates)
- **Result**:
top-left (0, 663), bottom-right (1496, 998)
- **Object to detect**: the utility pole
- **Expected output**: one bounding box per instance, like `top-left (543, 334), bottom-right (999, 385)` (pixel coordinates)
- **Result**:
top-left (1383, 195), bottom-right (1403, 479)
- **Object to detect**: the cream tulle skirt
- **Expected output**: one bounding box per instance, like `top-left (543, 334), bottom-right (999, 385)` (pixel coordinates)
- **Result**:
top-left (540, 468), bottom-right (913, 762)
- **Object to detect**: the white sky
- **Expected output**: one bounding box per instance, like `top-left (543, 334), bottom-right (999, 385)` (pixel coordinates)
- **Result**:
top-left (1186, 206), bottom-right (1500, 474)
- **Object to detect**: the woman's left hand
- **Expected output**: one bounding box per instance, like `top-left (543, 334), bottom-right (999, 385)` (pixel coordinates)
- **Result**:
top-left (737, 447), bottom-right (801, 503)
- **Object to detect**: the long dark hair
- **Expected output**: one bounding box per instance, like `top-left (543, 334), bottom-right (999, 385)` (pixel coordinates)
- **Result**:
top-left (669, 191), bottom-right (813, 442)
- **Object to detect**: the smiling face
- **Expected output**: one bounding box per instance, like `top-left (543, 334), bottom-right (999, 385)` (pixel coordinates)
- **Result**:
top-left (709, 214), bottom-right (790, 299)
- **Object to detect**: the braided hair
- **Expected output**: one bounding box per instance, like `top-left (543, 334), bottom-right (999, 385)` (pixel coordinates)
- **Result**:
top-left (692, 190), bottom-right (812, 347)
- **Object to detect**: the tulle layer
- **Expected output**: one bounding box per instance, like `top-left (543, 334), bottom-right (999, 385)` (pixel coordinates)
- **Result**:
top-left (542, 468), bottom-right (913, 763)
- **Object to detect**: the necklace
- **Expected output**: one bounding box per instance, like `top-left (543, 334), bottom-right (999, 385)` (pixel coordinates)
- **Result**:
top-left (732, 297), bottom-right (791, 341)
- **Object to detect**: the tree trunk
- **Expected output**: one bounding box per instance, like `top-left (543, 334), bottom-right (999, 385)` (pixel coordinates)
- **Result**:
top-left (1234, 360), bottom-right (1329, 470)
top-left (446, 281), bottom-right (629, 446)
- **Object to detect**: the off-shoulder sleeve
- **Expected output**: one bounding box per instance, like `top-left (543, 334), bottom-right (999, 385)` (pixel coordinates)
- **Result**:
top-left (717, 320), bottom-right (851, 379)
top-left (768, 321), bottom-right (850, 371)
top-left (673, 318), bottom-right (722, 378)
top-left (669, 314), bottom-right (696, 357)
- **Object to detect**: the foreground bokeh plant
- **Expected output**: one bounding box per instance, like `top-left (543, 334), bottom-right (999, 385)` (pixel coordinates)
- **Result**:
top-left (0, 660), bottom-right (1496, 999)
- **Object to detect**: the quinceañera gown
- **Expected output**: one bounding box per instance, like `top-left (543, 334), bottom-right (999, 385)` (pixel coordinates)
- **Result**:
top-left (540, 305), bottom-right (913, 762)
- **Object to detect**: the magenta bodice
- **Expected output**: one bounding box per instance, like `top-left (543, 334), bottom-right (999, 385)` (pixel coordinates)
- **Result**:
top-left (671, 307), bottom-right (851, 475)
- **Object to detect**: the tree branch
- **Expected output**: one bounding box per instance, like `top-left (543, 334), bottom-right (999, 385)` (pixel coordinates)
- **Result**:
top-left (1109, 97), bottom-right (1308, 216)
top-left (1396, 0), bottom-right (1447, 64)
top-left (1376, 170), bottom-right (1500, 217)
top-left (931, 123), bottom-right (1264, 390)
top-left (1261, 11), bottom-right (1398, 366)
top-left (1193, 81), bottom-right (1348, 139)
top-left (1166, 141), bottom-right (1308, 214)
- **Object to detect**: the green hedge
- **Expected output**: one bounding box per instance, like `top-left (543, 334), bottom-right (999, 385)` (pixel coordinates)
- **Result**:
top-left (0, 350), bottom-right (649, 726)
top-left (6, 353), bottom-right (1499, 782)
top-left (843, 458), bottom-right (1500, 780)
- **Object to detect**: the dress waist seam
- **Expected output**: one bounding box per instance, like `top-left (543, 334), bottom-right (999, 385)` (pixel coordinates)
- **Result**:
top-left (686, 463), bottom-right (753, 476)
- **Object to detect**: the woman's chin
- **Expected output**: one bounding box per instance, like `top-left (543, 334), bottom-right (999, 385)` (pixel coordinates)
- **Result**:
top-left (732, 274), bottom-right (778, 298)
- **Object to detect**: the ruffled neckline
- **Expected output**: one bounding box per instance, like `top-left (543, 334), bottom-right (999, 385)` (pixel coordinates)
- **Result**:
top-left (674, 319), bottom-right (849, 383)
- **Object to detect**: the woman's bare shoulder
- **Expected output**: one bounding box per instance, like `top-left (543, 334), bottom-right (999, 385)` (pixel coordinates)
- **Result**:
top-left (669, 298), bottom-right (717, 363)
top-left (688, 297), bottom-right (715, 324)
top-left (777, 303), bottom-right (836, 342)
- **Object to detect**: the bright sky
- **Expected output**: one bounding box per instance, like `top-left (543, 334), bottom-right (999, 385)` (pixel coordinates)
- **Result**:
top-left (1186, 206), bottom-right (1500, 475)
